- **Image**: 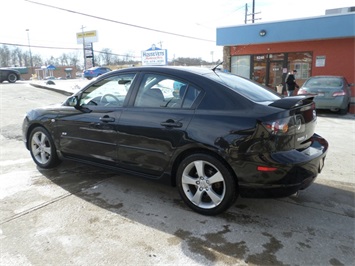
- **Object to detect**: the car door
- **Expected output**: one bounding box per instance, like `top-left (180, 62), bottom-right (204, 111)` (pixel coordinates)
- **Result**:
top-left (117, 73), bottom-right (202, 176)
top-left (55, 73), bottom-right (137, 165)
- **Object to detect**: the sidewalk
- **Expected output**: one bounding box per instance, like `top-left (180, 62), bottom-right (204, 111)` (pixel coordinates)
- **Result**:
top-left (29, 78), bottom-right (91, 96)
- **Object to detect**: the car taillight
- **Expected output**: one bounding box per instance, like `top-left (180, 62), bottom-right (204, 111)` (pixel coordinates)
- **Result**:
top-left (262, 118), bottom-right (290, 135)
top-left (262, 115), bottom-right (307, 136)
top-left (297, 88), bottom-right (308, 95)
top-left (332, 91), bottom-right (346, 97)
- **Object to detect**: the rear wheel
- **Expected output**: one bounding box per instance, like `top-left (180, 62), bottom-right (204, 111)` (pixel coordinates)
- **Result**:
top-left (176, 153), bottom-right (238, 215)
top-left (7, 73), bottom-right (18, 83)
top-left (29, 127), bottom-right (61, 168)
top-left (339, 105), bottom-right (349, 115)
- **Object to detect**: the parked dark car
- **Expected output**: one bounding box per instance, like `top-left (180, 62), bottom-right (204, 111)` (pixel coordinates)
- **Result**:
top-left (0, 68), bottom-right (21, 83)
top-left (297, 75), bottom-right (352, 114)
top-left (23, 66), bottom-right (328, 215)
top-left (83, 66), bottom-right (111, 80)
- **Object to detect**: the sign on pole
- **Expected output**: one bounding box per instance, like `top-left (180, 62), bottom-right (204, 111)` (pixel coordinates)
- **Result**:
top-left (141, 45), bottom-right (168, 66)
top-left (76, 30), bottom-right (98, 44)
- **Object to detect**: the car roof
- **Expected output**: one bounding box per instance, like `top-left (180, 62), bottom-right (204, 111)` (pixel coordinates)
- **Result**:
top-left (308, 75), bottom-right (344, 79)
top-left (88, 66), bottom-right (109, 70)
top-left (113, 66), bottom-right (216, 76)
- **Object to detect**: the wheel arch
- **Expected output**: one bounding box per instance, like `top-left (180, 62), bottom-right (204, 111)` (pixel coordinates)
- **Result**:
top-left (170, 147), bottom-right (239, 190)
top-left (25, 123), bottom-right (52, 149)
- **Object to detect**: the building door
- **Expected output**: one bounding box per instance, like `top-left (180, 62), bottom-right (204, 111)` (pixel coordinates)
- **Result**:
top-left (268, 61), bottom-right (284, 89)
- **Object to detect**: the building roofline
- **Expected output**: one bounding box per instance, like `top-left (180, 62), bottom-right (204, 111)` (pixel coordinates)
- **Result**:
top-left (216, 12), bottom-right (355, 46)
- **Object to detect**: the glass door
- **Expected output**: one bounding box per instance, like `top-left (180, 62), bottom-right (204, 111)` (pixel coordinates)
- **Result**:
top-left (268, 61), bottom-right (283, 89)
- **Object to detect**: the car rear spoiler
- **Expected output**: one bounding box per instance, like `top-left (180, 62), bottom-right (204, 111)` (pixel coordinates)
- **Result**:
top-left (269, 96), bottom-right (314, 109)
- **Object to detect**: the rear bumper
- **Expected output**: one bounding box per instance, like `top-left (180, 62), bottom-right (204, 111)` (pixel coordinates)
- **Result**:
top-left (236, 133), bottom-right (328, 198)
top-left (314, 96), bottom-right (349, 110)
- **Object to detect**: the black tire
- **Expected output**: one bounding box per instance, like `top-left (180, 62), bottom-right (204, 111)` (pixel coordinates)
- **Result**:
top-left (29, 127), bottom-right (61, 168)
top-left (339, 105), bottom-right (349, 115)
top-left (7, 73), bottom-right (18, 83)
top-left (176, 153), bottom-right (238, 215)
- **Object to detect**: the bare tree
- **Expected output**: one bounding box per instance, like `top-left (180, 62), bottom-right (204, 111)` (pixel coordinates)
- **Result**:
top-left (0, 45), bottom-right (11, 67)
top-left (59, 53), bottom-right (69, 66)
top-left (32, 54), bottom-right (43, 67)
top-left (68, 52), bottom-right (80, 68)
top-left (12, 48), bottom-right (23, 66)
top-left (99, 48), bottom-right (113, 66)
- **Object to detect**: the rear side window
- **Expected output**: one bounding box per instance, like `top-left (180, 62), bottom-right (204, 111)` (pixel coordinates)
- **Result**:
top-left (208, 71), bottom-right (280, 102)
top-left (134, 74), bottom-right (201, 109)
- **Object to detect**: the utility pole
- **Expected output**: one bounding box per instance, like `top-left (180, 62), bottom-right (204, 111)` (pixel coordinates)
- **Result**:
top-left (81, 25), bottom-right (86, 71)
top-left (244, 3), bottom-right (248, 24)
top-left (245, 1), bottom-right (261, 24)
top-left (157, 41), bottom-right (163, 49)
top-left (25, 29), bottom-right (34, 75)
top-left (252, 0), bottom-right (255, 23)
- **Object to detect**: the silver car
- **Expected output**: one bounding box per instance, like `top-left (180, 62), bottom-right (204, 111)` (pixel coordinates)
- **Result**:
top-left (298, 76), bottom-right (352, 114)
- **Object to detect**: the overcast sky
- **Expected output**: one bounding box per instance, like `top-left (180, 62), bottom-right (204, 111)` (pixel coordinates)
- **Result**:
top-left (1, 0), bottom-right (354, 62)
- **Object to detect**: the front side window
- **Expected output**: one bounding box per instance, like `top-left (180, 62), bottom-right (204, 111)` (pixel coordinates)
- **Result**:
top-left (80, 73), bottom-right (136, 107)
top-left (134, 74), bottom-right (201, 108)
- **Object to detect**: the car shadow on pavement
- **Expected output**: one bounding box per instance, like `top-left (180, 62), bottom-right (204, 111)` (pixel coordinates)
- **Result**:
top-left (316, 109), bottom-right (355, 120)
top-left (37, 160), bottom-right (355, 265)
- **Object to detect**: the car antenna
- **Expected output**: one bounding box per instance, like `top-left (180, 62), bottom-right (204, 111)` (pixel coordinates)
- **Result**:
top-left (211, 60), bottom-right (224, 72)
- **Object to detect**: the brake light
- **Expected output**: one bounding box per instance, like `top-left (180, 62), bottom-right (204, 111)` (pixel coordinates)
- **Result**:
top-left (332, 91), bottom-right (346, 97)
top-left (297, 89), bottom-right (308, 95)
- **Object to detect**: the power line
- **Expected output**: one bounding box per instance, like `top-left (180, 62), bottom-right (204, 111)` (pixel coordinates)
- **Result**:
top-left (24, 0), bottom-right (215, 43)
top-left (0, 42), bottom-right (138, 58)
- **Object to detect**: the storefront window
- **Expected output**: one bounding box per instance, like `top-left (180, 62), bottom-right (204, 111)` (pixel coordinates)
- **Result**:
top-left (230, 51), bottom-right (312, 89)
top-left (288, 52), bottom-right (312, 84)
top-left (231, 55), bottom-right (250, 78)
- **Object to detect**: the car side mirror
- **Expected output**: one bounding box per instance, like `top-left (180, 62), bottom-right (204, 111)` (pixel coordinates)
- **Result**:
top-left (66, 95), bottom-right (92, 113)
top-left (67, 96), bottom-right (78, 107)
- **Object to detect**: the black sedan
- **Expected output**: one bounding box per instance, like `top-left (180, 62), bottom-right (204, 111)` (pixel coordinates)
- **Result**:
top-left (0, 68), bottom-right (21, 83)
top-left (22, 66), bottom-right (328, 215)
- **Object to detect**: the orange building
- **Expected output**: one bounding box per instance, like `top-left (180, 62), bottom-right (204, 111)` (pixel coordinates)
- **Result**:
top-left (217, 11), bottom-right (355, 113)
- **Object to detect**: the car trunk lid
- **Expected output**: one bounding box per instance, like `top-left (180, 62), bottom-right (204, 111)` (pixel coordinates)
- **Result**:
top-left (262, 96), bottom-right (317, 150)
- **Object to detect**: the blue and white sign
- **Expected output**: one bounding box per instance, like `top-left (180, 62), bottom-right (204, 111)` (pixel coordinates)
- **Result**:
top-left (142, 45), bottom-right (168, 66)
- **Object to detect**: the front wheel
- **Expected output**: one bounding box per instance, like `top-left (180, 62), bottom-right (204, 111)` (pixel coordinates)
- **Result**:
top-left (176, 153), bottom-right (238, 215)
top-left (339, 105), bottom-right (349, 115)
top-left (29, 127), bottom-right (61, 168)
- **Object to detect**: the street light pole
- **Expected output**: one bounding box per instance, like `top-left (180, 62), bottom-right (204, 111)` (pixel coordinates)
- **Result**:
top-left (26, 29), bottom-right (34, 76)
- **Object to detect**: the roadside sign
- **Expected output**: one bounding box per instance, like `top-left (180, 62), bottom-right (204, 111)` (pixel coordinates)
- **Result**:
top-left (141, 45), bottom-right (168, 66)
top-left (76, 30), bottom-right (98, 44)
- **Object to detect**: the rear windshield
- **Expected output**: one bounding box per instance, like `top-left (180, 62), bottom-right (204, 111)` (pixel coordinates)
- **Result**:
top-left (304, 77), bottom-right (343, 88)
top-left (207, 71), bottom-right (281, 102)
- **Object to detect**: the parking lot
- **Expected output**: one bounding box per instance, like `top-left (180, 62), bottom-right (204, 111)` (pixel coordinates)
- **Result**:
top-left (0, 81), bottom-right (354, 265)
